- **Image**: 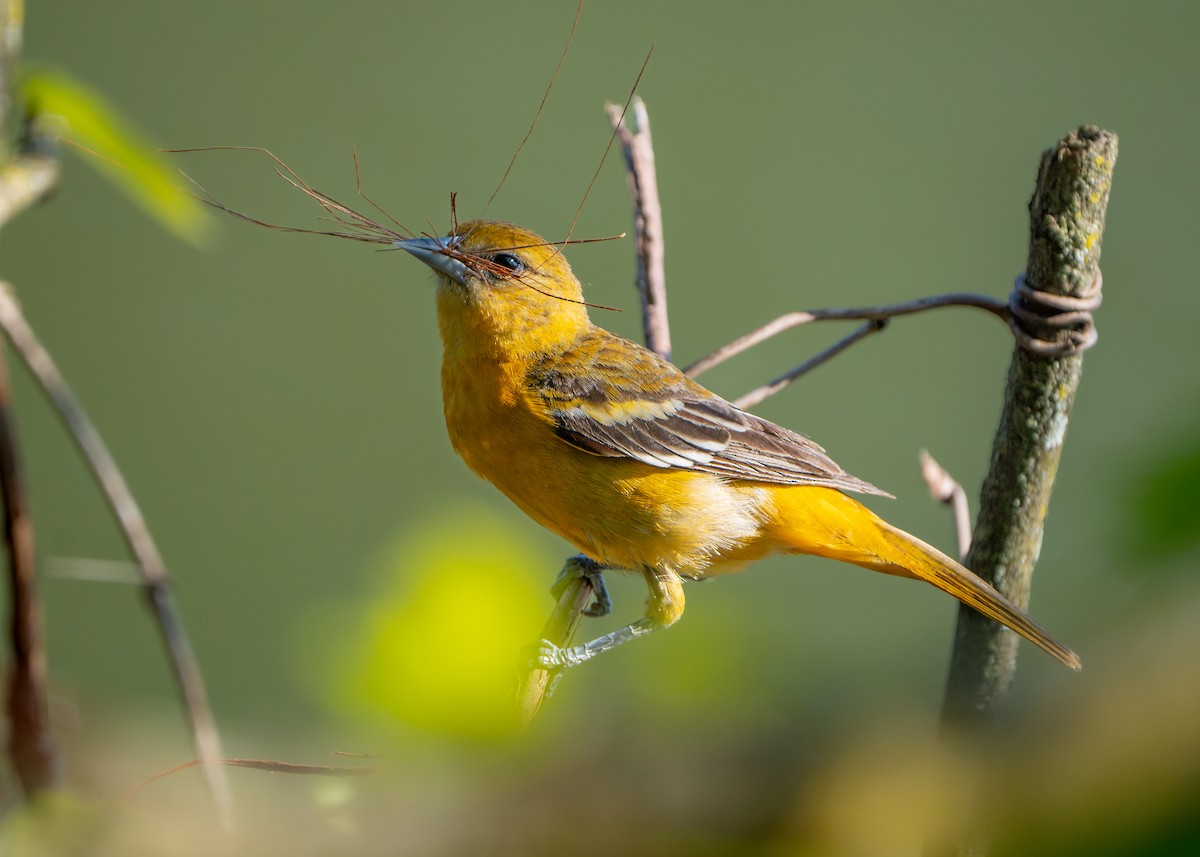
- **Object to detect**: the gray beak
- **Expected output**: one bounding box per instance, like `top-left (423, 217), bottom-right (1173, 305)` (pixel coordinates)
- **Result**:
top-left (395, 236), bottom-right (470, 286)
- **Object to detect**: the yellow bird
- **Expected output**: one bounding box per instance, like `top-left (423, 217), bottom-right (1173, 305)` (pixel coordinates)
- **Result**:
top-left (398, 220), bottom-right (1080, 671)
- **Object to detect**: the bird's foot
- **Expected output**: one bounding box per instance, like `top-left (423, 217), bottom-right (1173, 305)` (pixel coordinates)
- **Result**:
top-left (533, 638), bottom-right (588, 670)
top-left (532, 619), bottom-right (659, 671)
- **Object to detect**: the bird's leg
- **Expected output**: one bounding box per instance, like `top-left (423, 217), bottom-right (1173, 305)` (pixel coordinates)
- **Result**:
top-left (537, 566), bottom-right (685, 669)
top-left (550, 554), bottom-right (612, 617)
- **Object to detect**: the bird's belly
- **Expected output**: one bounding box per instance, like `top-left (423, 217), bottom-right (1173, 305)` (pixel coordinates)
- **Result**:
top-left (446, 399), bottom-right (770, 574)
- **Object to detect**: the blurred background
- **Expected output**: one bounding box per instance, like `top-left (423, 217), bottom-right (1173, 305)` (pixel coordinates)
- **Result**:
top-left (3, 1), bottom-right (1198, 854)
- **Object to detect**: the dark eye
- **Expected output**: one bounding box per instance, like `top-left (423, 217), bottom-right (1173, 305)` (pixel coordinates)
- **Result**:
top-left (490, 252), bottom-right (525, 274)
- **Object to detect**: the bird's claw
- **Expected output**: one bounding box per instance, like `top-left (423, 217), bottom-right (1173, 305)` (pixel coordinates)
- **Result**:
top-left (582, 579), bottom-right (612, 617)
top-left (550, 555), bottom-right (613, 618)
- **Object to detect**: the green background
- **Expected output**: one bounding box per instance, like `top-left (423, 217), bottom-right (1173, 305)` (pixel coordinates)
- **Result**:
top-left (3, 1), bottom-right (1198, 853)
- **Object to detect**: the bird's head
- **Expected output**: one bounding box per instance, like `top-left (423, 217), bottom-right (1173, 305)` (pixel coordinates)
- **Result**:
top-left (397, 220), bottom-right (592, 353)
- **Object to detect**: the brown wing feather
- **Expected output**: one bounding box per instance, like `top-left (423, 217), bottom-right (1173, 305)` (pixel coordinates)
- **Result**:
top-left (527, 329), bottom-right (890, 497)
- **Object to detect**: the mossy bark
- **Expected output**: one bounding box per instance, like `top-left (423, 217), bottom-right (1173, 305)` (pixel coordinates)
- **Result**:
top-left (941, 126), bottom-right (1117, 725)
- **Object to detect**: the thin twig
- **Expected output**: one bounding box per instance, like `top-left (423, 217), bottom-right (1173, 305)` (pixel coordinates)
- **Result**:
top-left (0, 284), bottom-right (233, 828)
top-left (732, 320), bottom-right (886, 410)
top-left (606, 97), bottom-right (670, 361)
top-left (128, 756), bottom-right (376, 799)
top-left (685, 293), bottom-right (1009, 379)
top-left (919, 450), bottom-right (972, 561)
top-left (45, 556), bottom-right (144, 584)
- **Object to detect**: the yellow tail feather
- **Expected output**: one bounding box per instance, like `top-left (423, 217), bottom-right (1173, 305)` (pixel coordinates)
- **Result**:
top-left (770, 487), bottom-right (1081, 670)
top-left (872, 522), bottom-right (1081, 670)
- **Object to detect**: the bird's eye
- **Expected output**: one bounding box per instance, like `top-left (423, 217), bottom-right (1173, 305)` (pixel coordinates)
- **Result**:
top-left (490, 252), bottom-right (525, 274)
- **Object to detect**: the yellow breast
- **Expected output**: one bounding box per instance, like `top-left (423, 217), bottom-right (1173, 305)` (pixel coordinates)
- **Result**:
top-left (438, 329), bottom-right (770, 576)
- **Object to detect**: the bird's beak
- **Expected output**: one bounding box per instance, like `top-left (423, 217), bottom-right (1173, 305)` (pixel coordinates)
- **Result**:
top-left (395, 236), bottom-right (470, 286)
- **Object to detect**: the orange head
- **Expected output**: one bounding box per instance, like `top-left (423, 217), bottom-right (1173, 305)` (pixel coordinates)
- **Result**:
top-left (397, 220), bottom-right (592, 357)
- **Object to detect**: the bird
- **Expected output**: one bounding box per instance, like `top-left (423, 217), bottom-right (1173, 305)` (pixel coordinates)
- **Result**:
top-left (397, 220), bottom-right (1080, 672)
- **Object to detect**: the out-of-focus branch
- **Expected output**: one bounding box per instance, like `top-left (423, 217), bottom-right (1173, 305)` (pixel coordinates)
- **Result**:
top-left (516, 562), bottom-right (595, 725)
top-left (0, 0), bottom-right (230, 818)
top-left (0, 285), bottom-right (233, 826)
top-left (0, 13), bottom-right (63, 791)
top-left (0, 290), bottom-right (60, 795)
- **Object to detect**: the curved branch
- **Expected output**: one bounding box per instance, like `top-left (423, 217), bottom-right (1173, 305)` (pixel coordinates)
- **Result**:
top-left (732, 320), bottom-right (886, 410)
top-left (0, 285), bottom-right (233, 827)
top-left (684, 292), bottom-right (1009, 379)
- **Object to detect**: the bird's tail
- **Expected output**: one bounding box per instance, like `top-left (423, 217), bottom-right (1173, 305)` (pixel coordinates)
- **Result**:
top-left (769, 487), bottom-right (1081, 670)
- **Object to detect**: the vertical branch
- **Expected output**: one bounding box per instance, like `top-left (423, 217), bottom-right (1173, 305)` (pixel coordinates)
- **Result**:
top-left (0, 298), bottom-right (60, 794)
top-left (520, 100), bottom-right (670, 724)
top-left (0, 0), bottom-right (61, 797)
top-left (605, 97), bottom-right (670, 360)
top-left (941, 127), bottom-right (1116, 727)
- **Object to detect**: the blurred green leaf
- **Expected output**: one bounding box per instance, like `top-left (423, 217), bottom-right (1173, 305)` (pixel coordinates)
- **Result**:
top-left (308, 505), bottom-right (552, 742)
top-left (19, 67), bottom-right (210, 244)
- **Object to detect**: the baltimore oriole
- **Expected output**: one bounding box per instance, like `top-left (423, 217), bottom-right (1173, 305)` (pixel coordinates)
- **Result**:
top-left (398, 220), bottom-right (1080, 671)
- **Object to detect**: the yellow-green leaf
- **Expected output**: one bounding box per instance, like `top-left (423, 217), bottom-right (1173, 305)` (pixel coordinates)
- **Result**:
top-left (20, 67), bottom-right (210, 244)
top-left (308, 506), bottom-right (552, 742)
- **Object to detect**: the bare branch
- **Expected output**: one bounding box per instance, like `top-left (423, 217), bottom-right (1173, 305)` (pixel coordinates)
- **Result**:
top-left (0, 301), bottom-right (60, 794)
top-left (732, 320), bottom-right (886, 410)
top-left (685, 293), bottom-right (1008, 379)
top-left (128, 755), bottom-right (375, 801)
top-left (606, 97), bottom-right (670, 360)
top-left (0, 284), bottom-right (233, 829)
top-left (919, 450), bottom-right (972, 561)
top-left (0, 89), bottom-right (64, 796)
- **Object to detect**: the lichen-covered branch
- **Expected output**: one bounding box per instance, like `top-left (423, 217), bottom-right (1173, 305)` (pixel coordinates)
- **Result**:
top-left (941, 126), bottom-right (1117, 728)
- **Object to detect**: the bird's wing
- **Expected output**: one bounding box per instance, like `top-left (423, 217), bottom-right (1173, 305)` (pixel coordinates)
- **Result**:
top-left (527, 331), bottom-right (890, 497)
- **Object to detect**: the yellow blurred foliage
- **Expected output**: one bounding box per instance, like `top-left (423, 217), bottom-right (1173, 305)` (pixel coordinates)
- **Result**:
top-left (312, 506), bottom-right (551, 740)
